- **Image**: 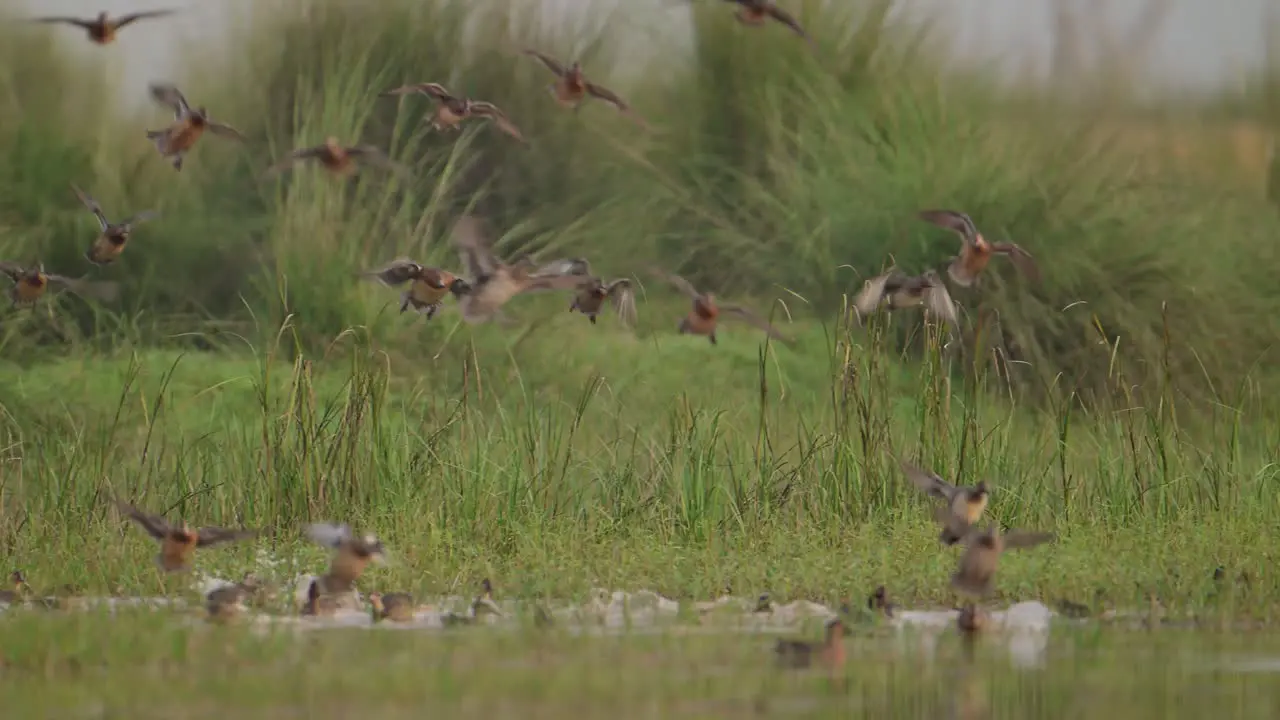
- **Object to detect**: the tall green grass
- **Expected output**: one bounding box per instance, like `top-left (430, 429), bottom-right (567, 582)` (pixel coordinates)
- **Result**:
top-left (0, 304), bottom-right (1275, 606)
top-left (1, 0), bottom-right (1279, 609)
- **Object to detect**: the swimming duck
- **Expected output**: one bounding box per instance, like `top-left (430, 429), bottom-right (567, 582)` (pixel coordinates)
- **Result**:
top-left (205, 572), bottom-right (263, 623)
top-left (368, 591), bottom-right (415, 623)
top-left (0, 571), bottom-right (30, 605)
top-left (306, 522), bottom-right (387, 596)
top-left (774, 617), bottom-right (847, 670)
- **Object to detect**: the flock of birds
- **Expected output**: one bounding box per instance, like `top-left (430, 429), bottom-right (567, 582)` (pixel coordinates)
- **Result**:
top-left (0, 458), bottom-right (1055, 677)
top-left (1, 3), bottom-right (1056, 680)
top-left (4, 3), bottom-right (1041, 344)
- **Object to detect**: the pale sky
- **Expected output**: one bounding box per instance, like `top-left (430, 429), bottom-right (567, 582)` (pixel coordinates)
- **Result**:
top-left (12, 0), bottom-right (1273, 106)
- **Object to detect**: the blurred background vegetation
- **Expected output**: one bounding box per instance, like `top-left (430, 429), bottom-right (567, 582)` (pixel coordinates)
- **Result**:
top-left (0, 0), bottom-right (1277, 405)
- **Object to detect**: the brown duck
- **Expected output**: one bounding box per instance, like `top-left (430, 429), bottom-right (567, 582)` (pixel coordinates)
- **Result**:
top-left (451, 215), bottom-right (600, 325)
top-left (654, 270), bottom-right (791, 345)
top-left (114, 498), bottom-right (261, 573)
top-left (538, 258), bottom-right (637, 327)
top-left (381, 83), bottom-right (525, 142)
top-left (918, 210), bottom-right (1040, 287)
top-left (523, 49), bottom-right (648, 128)
top-left (951, 524), bottom-right (1055, 598)
top-left (359, 258), bottom-right (472, 319)
top-left (72, 184), bottom-right (159, 266)
top-left (899, 460), bottom-right (990, 545)
top-left (719, 0), bottom-right (811, 43)
top-left (0, 571), bottom-right (30, 604)
top-left (774, 617), bottom-right (847, 670)
top-left (31, 9), bottom-right (176, 45)
top-left (866, 585), bottom-right (897, 619)
top-left (471, 578), bottom-right (504, 619)
top-left (301, 578), bottom-right (340, 617)
top-left (368, 592), bottom-right (415, 623)
top-left (852, 268), bottom-right (959, 328)
top-left (306, 523), bottom-right (387, 596)
top-left (0, 262), bottom-right (119, 308)
top-left (264, 137), bottom-right (410, 178)
top-left (146, 83), bottom-right (245, 171)
top-left (205, 572), bottom-right (263, 623)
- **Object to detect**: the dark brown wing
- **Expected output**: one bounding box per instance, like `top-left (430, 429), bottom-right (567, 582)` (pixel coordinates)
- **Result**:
top-left (584, 82), bottom-right (629, 111)
top-left (346, 146), bottom-right (411, 178)
top-left (899, 461), bottom-right (960, 503)
top-left (71, 184), bottom-right (110, 231)
top-left (30, 16), bottom-right (96, 29)
top-left (523, 49), bottom-right (568, 77)
top-left (121, 210), bottom-right (159, 227)
top-left (148, 83), bottom-right (191, 118)
top-left (115, 499), bottom-right (172, 540)
top-left (764, 4), bottom-right (810, 40)
top-left (991, 242), bottom-right (1041, 283)
top-left (206, 121), bottom-right (246, 141)
top-left (653, 269), bottom-right (702, 301)
top-left (719, 304), bottom-right (791, 342)
top-left (584, 83), bottom-right (649, 128)
top-left (382, 82), bottom-right (452, 101)
top-left (605, 279), bottom-right (637, 326)
top-left (1001, 531), bottom-right (1056, 551)
top-left (195, 527), bottom-right (260, 548)
top-left (0, 262), bottom-right (25, 283)
top-left (918, 209), bottom-right (979, 247)
top-left (453, 215), bottom-right (503, 280)
top-left (524, 273), bottom-right (594, 294)
top-left (46, 275), bottom-right (120, 302)
top-left (263, 146), bottom-right (327, 176)
top-left (360, 258), bottom-right (424, 287)
top-left (535, 258), bottom-right (592, 277)
top-left (468, 102), bottom-right (525, 142)
top-left (112, 10), bottom-right (178, 29)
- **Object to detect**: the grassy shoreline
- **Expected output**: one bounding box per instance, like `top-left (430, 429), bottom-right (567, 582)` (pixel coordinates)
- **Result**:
top-left (2, 2), bottom-right (1280, 713)
top-left (0, 336), bottom-right (1273, 614)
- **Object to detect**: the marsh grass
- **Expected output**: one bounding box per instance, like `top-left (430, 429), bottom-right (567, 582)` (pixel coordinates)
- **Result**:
top-left (2, 2), bottom-right (1280, 715)
top-left (0, 293), bottom-right (1275, 616)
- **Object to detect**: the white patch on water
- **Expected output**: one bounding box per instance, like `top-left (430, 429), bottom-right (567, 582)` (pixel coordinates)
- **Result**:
top-left (882, 601), bottom-right (1054, 668)
top-left (1200, 656), bottom-right (1280, 674)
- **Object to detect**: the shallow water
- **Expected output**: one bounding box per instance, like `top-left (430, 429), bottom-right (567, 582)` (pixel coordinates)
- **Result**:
top-left (3, 580), bottom-right (1280, 719)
